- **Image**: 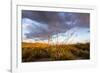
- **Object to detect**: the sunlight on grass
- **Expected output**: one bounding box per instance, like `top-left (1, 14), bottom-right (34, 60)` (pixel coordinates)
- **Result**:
top-left (22, 42), bottom-right (90, 62)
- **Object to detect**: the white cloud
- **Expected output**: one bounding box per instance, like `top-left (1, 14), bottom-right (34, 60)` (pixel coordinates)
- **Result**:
top-left (22, 18), bottom-right (48, 39)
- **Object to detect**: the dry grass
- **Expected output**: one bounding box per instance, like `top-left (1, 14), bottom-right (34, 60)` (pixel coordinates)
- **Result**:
top-left (22, 42), bottom-right (90, 62)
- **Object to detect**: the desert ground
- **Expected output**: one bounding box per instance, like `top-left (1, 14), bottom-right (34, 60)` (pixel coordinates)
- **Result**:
top-left (22, 42), bottom-right (90, 62)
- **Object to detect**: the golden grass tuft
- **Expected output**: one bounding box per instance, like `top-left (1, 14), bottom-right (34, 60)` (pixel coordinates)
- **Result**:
top-left (22, 42), bottom-right (90, 62)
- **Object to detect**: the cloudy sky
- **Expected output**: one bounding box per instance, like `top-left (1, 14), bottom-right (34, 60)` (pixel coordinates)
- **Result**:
top-left (22, 10), bottom-right (90, 44)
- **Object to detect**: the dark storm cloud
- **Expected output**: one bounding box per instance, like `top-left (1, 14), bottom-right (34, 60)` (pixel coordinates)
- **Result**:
top-left (22, 10), bottom-right (90, 39)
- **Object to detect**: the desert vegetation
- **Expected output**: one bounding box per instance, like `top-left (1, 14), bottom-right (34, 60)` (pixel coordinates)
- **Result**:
top-left (22, 42), bottom-right (90, 62)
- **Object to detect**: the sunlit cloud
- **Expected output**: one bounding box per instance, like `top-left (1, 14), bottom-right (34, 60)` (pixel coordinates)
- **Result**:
top-left (22, 10), bottom-right (90, 44)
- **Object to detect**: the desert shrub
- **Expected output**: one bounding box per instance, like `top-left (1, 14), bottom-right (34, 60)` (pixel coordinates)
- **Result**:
top-left (74, 43), bottom-right (90, 51)
top-left (31, 48), bottom-right (50, 59)
top-left (78, 50), bottom-right (90, 59)
top-left (22, 48), bottom-right (33, 62)
top-left (49, 47), bottom-right (77, 60)
top-left (22, 43), bottom-right (90, 62)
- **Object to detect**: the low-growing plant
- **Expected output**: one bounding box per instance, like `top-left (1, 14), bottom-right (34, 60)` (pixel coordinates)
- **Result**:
top-left (22, 42), bottom-right (90, 62)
